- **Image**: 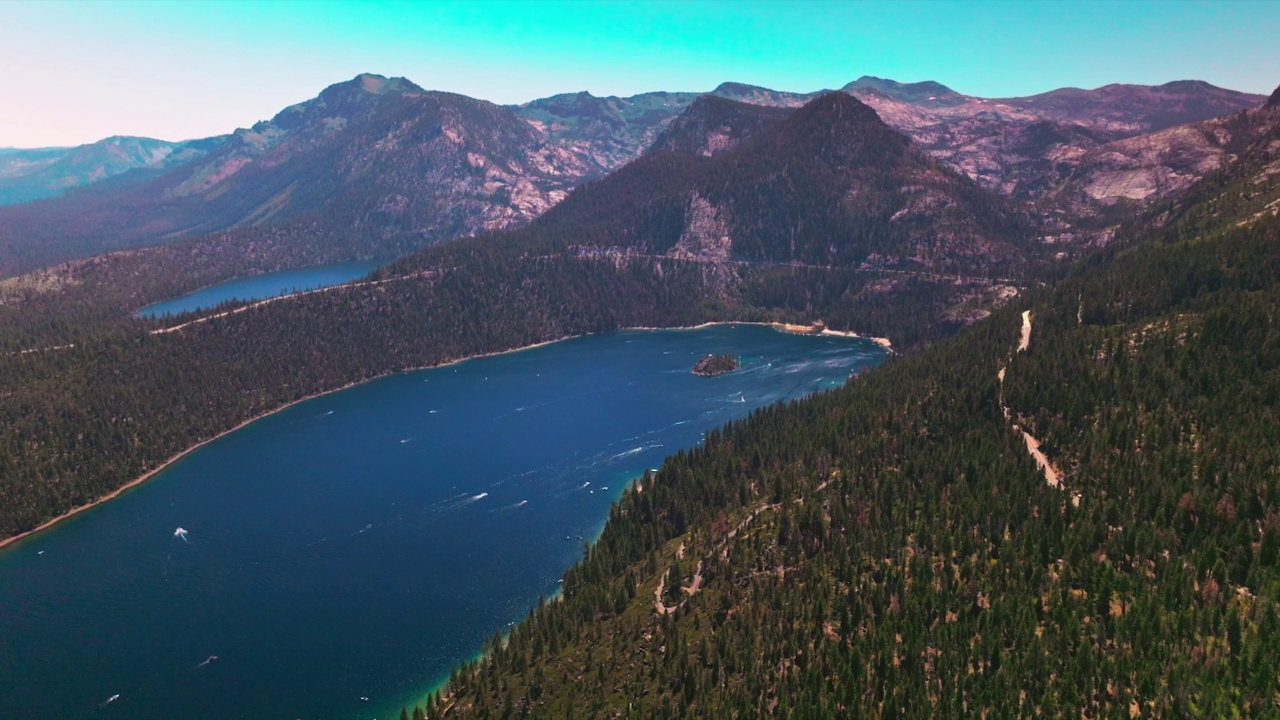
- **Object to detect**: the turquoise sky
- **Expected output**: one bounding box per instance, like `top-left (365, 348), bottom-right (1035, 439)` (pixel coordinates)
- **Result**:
top-left (2, 0), bottom-right (1277, 147)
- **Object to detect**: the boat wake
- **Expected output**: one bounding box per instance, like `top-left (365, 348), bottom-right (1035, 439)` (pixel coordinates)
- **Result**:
top-left (610, 443), bottom-right (663, 460)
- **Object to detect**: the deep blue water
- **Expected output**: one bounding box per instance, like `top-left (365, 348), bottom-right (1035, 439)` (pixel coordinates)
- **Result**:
top-left (0, 325), bottom-right (885, 720)
top-left (135, 259), bottom-right (388, 318)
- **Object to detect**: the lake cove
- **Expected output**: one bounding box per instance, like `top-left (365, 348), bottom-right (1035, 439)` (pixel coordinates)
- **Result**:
top-left (135, 258), bottom-right (388, 318)
top-left (0, 325), bottom-right (886, 720)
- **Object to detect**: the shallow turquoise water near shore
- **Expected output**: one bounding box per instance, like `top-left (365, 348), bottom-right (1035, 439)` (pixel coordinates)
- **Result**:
top-left (135, 258), bottom-right (388, 318)
top-left (0, 325), bottom-right (885, 720)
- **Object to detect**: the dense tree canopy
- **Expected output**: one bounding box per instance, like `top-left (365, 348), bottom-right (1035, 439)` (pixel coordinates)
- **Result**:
top-left (411, 212), bottom-right (1280, 719)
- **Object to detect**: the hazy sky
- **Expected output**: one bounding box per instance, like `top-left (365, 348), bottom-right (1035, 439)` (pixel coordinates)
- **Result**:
top-left (2, 0), bottom-right (1277, 147)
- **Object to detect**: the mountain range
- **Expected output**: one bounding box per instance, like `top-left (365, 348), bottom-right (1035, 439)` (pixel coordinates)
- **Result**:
top-left (0, 136), bottom-right (221, 205)
top-left (498, 92), bottom-right (1031, 276)
top-left (0, 73), bottom-right (1266, 278)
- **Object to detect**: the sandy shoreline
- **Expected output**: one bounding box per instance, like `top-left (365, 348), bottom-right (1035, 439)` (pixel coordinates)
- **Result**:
top-left (0, 334), bottom-right (578, 551)
top-left (0, 320), bottom-right (890, 550)
top-left (623, 320), bottom-right (894, 351)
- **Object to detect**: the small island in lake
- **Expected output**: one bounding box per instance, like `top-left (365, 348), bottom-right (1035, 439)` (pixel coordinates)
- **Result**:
top-left (692, 354), bottom-right (740, 376)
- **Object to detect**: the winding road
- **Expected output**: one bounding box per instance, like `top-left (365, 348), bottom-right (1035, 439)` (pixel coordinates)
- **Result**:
top-left (999, 310), bottom-right (1063, 488)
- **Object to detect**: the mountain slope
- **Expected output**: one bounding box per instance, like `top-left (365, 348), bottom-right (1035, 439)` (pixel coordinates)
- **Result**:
top-left (407, 91), bottom-right (1280, 720)
top-left (847, 80), bottom-right (1267, 201)
top-left (1045, 89), bottom-right (1280, 222)
top-left (0, 74), bottom-right (592, 277)
top-left (497, 92), bottom-right (1031, 276)
top-left (514, 77), bottom-right (1264, 212)
top-left (516, 77), bottom-right (1265, 212)
top-left (511, 84), bottom-right (815, 177)
top-left (646, 95), bottom-right (794, 158)
top-left (514, 90), bottom-right (704, 176)
top-left (0, 136), bottom-right (220, 206)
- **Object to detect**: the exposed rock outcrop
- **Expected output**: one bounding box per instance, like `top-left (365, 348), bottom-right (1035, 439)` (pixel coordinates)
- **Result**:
top-left (692, 354), bottom-right (740, 376)
top-left (668, 193), bottom-right (732, 262)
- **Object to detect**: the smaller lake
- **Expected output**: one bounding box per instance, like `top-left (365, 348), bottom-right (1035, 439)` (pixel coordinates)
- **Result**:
top-left (136, 259), bottom-right (388, 318)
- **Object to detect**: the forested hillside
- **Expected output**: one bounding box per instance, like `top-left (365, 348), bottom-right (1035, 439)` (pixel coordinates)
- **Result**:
top-left (0, 242), bottom-right (1004, 538)
top-left (405, 137), bottom-right (1280, 719)
top-left (0, 93), bottom-right (1038, 540)
top-left (0, 92), bottom-right (1034, 355)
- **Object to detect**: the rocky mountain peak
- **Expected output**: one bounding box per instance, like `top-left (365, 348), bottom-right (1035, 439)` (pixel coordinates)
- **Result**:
top-left (316, 73), bottom-right (422, 103)
top-left (711, 82), bottom-right (770, 96)
top-left (709, 82), bottom-right (815, 107)
top-left (789, 91), bottom-right (890, 135)
top-left (527, 90), bottom-right (611, 115)
top-left (1266, 83), bottom-right (1280, 109)
top-left (328, 73), bottom-right (422, 96)
top-left (262, 74), bottom-right (423, 133)
top-left (728, 91), bottom-right (922, 187)
top-left (647, 95), bottom-right (792, 157)
top-left (356, 73), bottom-right (413, 95)
top-left (1158, 79), bottom-right (1214, 93)
top-left (843, 76), bottom-right (961, 104)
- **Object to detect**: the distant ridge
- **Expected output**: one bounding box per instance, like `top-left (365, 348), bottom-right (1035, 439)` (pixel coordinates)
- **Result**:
top-left (0, 72), bottom-right (1266, 278)
top-left (0, 73), bottom-right (592, 276)
top-left (709, 82), bottom-right (817, 107)
top-left (0, 135), bottom-right (220, 206)
top-left (842, 75), bottom-right (963, 105)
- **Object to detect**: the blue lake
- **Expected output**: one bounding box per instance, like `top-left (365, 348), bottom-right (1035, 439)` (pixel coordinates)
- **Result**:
top-left (0, 325), bottom-right (886, 720)
top-left (136, 259), bottom-right (388, 318)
